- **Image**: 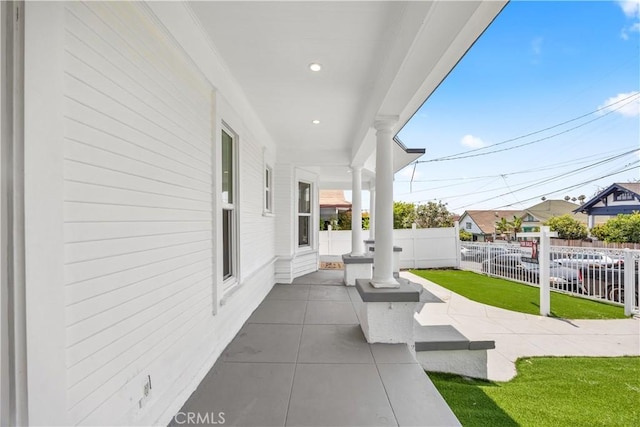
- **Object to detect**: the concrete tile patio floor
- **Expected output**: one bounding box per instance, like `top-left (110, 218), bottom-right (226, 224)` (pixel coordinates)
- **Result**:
top-left (172, 270), bottom-right (460, 427)
top-left (408, 271), bottom-right (640, 382)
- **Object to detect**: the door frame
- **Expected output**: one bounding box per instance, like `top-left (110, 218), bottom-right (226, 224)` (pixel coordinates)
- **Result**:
top-left (1, 2), bottom-right (28, 426)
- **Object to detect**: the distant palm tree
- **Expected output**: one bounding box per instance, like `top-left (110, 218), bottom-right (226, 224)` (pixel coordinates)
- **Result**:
top-left (495, 217), bottom-right (510, 239)
top-left (510, 216), bottom-right (523, 241)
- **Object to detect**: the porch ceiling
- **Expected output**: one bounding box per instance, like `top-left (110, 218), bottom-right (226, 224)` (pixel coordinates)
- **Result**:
top-left (188, 1), bottom-right (507, 185)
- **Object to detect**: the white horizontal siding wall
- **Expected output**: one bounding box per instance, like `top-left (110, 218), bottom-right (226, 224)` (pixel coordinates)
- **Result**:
top-left (63, 2), bottom-right (215, 425)
top-left (20, 2), bottom-right (277, 426)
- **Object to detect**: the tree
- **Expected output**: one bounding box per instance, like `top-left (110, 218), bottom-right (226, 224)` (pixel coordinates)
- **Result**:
top-left (590, 223), bottom-right (608, 241)
top-left (495, 217), bottom-right (510, 239)
top-left (459, 229), bottom-right (473, 241)
top-left (393, 202), bottom-right (416, 229)
top-left (544, 214), bottom-right (588, 240)
top-left (509, 216), bottom-right (523, 241)
top-left (415, 201), bottom-right (454, 228)
top-left (362, 211), bottom-right (370, 230)
top-left (590, 212), bottom-right (640, 243)
top-left (337, 210), bottom-right (352, 230)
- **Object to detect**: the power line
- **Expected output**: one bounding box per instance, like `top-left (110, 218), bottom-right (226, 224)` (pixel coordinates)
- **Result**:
top-left (412, 92), bottom-right (640, 163)
top-left (449, 156), bottom-right (637, 211)
top-left (398, 148), bottom-right (639, 197)
top-left (395, 146), bottom-right (637, 184)
top-left (487, 163), bottom-right (640, 210)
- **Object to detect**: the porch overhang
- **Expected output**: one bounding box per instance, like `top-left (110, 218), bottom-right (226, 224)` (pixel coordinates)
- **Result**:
top-left (188, 0), bottom-right (508, 187)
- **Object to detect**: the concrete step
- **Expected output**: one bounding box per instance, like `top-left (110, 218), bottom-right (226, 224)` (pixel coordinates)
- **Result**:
top-left (414, 323), bottom-right (495, 379)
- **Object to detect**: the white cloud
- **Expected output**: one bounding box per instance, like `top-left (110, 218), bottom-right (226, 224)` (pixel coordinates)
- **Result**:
top-left (618, 0), bottom-right (640, 18)
top-left (618, 1), bottom-right (640, 39)
top-left (599, 91), bottom-right (640, 118)
top-left (531, 36), bottom-right (543, 55)
top-left (621, 21), bottom-right (640, 39)
top-left (461, 134), bottom-right (485, 148)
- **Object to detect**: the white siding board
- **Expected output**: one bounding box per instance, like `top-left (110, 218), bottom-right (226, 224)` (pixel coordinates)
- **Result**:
top-left (64, 221), bottom-right (212, 244)
top-left (65, 249), bottom-right (211, 306)
top-left (63, 27), bottom-right (208, 139)
top-left (65, 118), bottom-right (210, 181)
top-left (68, 291), bottom-right (212, 423)
top-left (64, 239), bottom-right (211, 285)
top-left (64, 45), bottom-right (209, 150)
top-left (64, 65), bottom-right (209, 160)
top-left (66, 270), bottom-right (211, 363)
top-left (65, 3), bottom-right (208, 124)
top-left (64, 202), bottom-right (212, 223)
top-left (64, 161), bottom-right (210, 202)
top-left (64, 229), bottom-right (212, 264)
top-left (64, 181), bottom-right (210, 215)
top-left (64, 77), bottom-right (210, 164)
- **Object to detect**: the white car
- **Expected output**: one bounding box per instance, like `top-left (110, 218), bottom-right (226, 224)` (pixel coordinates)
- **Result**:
top-left (554, 252), bottom-right (622, 268)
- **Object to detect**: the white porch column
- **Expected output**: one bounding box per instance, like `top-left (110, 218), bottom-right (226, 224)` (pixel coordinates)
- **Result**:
top-left (350, 166), bottom-right (365, 256)
top-left (371, 116), bottom-right (399, 288)
top-left (368, 186), bottom-right (375, 240)
top-left (587, 214), bottom-right (594, 230)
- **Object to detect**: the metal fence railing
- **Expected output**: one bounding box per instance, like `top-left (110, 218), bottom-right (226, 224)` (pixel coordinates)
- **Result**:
top-left (460, 241), bottom-right (640, 315)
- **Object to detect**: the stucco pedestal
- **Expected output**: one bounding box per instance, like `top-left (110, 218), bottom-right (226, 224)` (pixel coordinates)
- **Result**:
top-left (342, 254), bottom-right (373, 286)
top-left (355, 279), bottom-right (419, 343)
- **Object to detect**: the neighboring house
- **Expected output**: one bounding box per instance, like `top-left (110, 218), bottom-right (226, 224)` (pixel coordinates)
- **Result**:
top-left (574, 183), bottom-right (640, 228)
top-left (520, 199), bottom-right (589, 232)
top-left (0, 2), bottom-right (506, 426)
top-left (319, 190), bottom-right (352, 229)
top-left (458, 210), bottom-right (523, 241)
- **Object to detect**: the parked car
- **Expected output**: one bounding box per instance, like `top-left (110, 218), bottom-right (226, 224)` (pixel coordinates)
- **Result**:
top-left (482, 253), bottom-right (586, 294)
top-left (606, 284), bottom-right (639, 304)
top-left (554, 252), bottom-right (623, 268)
top-left (461, 245), bottom-right (516, 261)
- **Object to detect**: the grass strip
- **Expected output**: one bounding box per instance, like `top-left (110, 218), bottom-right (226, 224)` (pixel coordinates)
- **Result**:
top-left (411, 269), bottom-right (626, 319)
top-left (428, 357), bottom-right (640, 427)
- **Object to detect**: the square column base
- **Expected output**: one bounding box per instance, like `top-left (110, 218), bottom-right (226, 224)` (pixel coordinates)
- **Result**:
top-left (355, 279), bottom-right (419, 344)
top-left (360, 301), bottom-right (416, 343)
top-left (342, 254), bottom-right (373, 286)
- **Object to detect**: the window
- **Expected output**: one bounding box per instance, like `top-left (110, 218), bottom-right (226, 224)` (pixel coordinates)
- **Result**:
top-left (465, 222), bottom-right (472, 230)
top-left (298, 181), bottom-right (311, 247)
top-left (264, 166), bottom-right (273, 213)
top-left (221, 128), bottom-right (237, 280)
top-left (614, 191), bottom-right (634, 202)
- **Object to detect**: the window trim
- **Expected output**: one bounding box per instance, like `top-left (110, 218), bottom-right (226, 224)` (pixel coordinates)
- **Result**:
top-left (297, 180), bottom-right (312, 248)
top-left (264, 164), bottom-right (273, 215)
top-left (221, 124), bottom-right (238, 286)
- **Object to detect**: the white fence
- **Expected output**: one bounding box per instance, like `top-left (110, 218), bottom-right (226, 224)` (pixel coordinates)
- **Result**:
top-left (319, 226), bottom-right (459, 269)
top-left (460, 241), bottom-right (640, 315)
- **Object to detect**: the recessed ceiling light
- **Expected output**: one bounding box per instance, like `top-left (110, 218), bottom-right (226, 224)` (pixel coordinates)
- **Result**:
top-left (309, 63), bottom-right (322, 72)
top-left (312, 119), bottom-right (320, 125)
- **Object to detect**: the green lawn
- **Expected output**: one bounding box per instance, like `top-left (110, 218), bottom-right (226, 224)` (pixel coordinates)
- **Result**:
top-left (410, 269), bottom-right (626, 319)
top-left (429, 357), bottom-right (640, 427)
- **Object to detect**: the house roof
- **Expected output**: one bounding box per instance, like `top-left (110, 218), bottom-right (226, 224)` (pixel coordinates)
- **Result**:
top-left (187, 1), bottom-right (507, 189)
top-left (576, 182), bottom-right (640, 213)
top-left (319, 190), bottom-right (352, 208)
top-left (461, 210), bottom-right (524, 234)
top-left (522, 200), bottom-right (585, 223)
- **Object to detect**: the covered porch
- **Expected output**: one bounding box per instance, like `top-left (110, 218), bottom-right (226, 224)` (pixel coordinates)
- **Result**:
top-left (171, 270), bottom-right (459, 427)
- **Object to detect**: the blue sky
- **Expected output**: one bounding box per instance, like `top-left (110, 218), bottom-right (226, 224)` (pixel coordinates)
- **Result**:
top-left (389, 0), bottom-right (640, 214)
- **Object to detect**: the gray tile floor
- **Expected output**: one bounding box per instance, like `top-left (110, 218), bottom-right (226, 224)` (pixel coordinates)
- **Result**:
top-left (171, 270), bottom-right (460, 427)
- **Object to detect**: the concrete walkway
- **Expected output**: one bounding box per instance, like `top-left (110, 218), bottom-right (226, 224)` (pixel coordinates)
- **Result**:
top-left (171, 270), bottom-right (460, 427)
top-left (406, 271), bottom-right (640, 381)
